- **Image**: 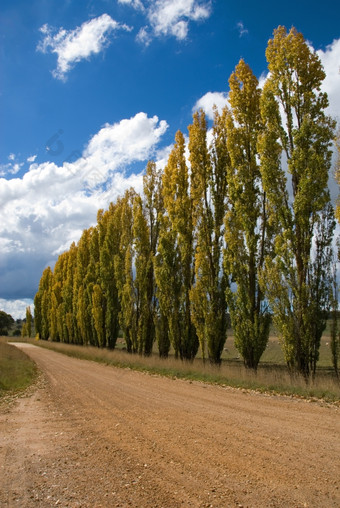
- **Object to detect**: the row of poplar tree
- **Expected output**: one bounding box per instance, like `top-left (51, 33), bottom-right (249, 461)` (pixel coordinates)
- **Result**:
top-left (34, 26), bottom-right (339, 377)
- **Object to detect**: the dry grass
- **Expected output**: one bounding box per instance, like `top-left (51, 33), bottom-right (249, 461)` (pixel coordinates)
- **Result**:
top-left (26, 337), bottom-right (340, 403)
top-left (0, 338), bottom-right (37, 396)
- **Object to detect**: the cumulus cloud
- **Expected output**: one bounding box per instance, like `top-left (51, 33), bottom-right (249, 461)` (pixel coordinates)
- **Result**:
top-left (0, 112), bottom-right (168, 305)
top-left (0, 298), bottom-right (34, 320)
top-left (317, 38), bottom-right (340, 122)
top-left (37, 14), bottom-right (131, 80)
top-left (192, 91), bottom-right (229, 120)
top-left (118, 0), bottom-right (145, 9)
top-left (149, 0), bottom-right (211, 40)
top-left (123, 0), bottom-right (211, 43)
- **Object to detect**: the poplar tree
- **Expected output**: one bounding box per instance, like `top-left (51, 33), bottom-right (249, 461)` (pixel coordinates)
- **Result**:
top-left (74, 228), bottom-right (93, 345)
top-left (259, 26), bottom-right (336, 377)
top-left (26, 306), bottom-right (32, 338)
top-left (224, 59), bottom-right (271, 370)
top-left (87, 226), bottom-right (101, 346)
top-left (133, 194), bottom-right (153, 354)
top-left (114, 189), bottom-right (137, 353)
top-left (189, 109), bottom-right (228, 364)
top-left (336, 129), bottom-right (340, 222)
top-left (21, 322), bottom-right (27, 337)
top-left (98, 204), bottom-right (120, 349)
top-left (133, 161), bottom-right (164, 356)
top-left (50, 251), bottom-right (67, 342)
top-left (92, 283), bottom-right (105, 347)
top-left (63, 242), bottom-right (78, 344)
top-left (333, 129), bottom-right (340, 377)
top-left (143, 161), bottom-right (169, 357)
top-left (34, 266), bottom-right (53, 340)
top-left (155, 131), bottom-right (198, 360)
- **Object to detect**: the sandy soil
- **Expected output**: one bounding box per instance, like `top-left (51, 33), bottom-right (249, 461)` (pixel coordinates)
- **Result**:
top-left (0, 343), bottom-right (339, 507)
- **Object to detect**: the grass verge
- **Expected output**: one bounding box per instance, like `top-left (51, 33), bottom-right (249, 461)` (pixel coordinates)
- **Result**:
top-left (28, 339), bottom-right (340, 404)
top-left (0, 340), bottom-right (38, 398)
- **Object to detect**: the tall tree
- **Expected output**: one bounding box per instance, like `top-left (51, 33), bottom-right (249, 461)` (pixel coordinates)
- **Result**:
top-left (258, 26), bottom-right (336, 377)
top-left (25, 306), bottom-right (32, 338)
top-left (74, 228), bottom-right (93, 345)
top-left (333, 129), bottom-right (340, 377)
top-left (50, 252), bottom-right (66, 342)
top-left (87, 226), bottom-right (101, 346)
top-left (189, 109), bottom-right (228, 364)
top-left (133, 194), bottom-right (153, 355)
top-left (155, 131), bottom-right (198, 360)
top-left (143, 161), bottom-right (169, 357)
top-left (98, 205), bottom-right (120, 349)
top-left (114, 189), bottom-right (137, 353)
top-left (133, 161), bottom-right (164, 356)
top-left (34, 266), bottom-right (53, 340)
top-left (224, 59), bottom-right (271, 370)
top-left (330, 258), bottom-right (339, 378)
top-left (63, 242), bottom-right (78, 344)
top-left (335, 128), bottom-right (340, 222)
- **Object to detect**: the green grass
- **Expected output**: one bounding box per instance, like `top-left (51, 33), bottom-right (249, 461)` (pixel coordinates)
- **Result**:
top-left (28, 337), bottom-right (340, 404)
top-left (0, 338), bottom-right (38, 397)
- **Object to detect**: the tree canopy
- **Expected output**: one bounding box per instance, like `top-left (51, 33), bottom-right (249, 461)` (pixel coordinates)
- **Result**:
top-left (34, 26), bottom-right (338, 377)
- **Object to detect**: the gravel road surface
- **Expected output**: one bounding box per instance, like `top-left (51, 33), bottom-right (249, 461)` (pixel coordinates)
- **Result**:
top-left (0, 343), bottom-right (339, 507)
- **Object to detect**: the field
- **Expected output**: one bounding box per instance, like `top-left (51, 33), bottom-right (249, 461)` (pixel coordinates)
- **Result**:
top-left (0, 338), bottom-right (37, 397)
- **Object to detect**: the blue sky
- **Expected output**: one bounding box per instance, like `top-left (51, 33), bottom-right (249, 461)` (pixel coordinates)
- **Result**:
top-left (1, 0), bottom-right (340, 318)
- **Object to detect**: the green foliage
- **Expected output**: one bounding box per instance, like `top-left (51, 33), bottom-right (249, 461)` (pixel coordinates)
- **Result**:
top-left (155, 131), bottom-right (198, 360)
top-left (33, 25), bottom-right (337, 379)
top-left (224, 59), bottom-right (271, 370)
top-left (259, 26), bottom-right (336, 377)
top-left (34, 266), bottom-right (53, 340)
top-left (189, 109), bottom-right (228, 364)
top-left (114, 189), bottom-right (137, 353)
top-left (0, 310), bottom-right (14, 334)
top-left (335, 129), bottom-right (340, 223)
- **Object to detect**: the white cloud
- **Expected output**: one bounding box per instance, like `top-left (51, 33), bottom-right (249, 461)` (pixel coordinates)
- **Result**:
top-left (0, 298), bottom-right (34, 320)
top-left (317, 38), bottom-right (340, 122)
top-left (27, 155), bottom-right (37, 163)
top-left (0, 112), bottom-right (168, 302)
top-left (0, 157), bottom-right (24, 177)
top-left (193, 91), bottom-right (229, 120)
top-left (149, 0), bottom-right (211, 40)
top-left (136, 26), bottom-right (152, 46)
top-left (37, 14), bottom-right (131, 80)
top-left (118, 0), bottom-right (145, 9)
top-left (125, 0), bottom-right (211, 43)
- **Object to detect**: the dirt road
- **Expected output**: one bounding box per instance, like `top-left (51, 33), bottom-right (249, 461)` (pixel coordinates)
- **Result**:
top-left (0, 343), bottom-right (339, 507)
